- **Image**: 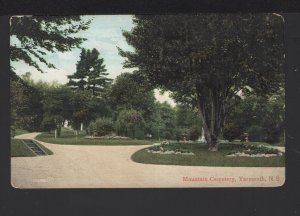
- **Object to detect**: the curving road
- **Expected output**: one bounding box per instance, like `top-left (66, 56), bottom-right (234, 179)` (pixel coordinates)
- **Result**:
top-left (11, 133), bottom-right (285, 188)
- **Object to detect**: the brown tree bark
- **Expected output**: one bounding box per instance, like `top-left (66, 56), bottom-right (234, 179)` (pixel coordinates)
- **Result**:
top-left (196, 86), bottom-right (225, 151)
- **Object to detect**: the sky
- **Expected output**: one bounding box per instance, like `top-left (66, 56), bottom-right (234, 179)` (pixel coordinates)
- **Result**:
top-left (11, 15), bottom-right (176, 106)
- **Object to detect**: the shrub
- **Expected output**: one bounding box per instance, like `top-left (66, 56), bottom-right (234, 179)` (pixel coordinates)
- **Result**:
top-left (115, 109), bottom-right (145, 138)
top-left (265, 125), bottom-right (283, 144)
top-left (247, 125), bottom-right (265, 142)
top-left (87, 122), bottom-right (96, 135)
top-left (223, 122), bottom-right (243, 141)
top-left (161, 130), bottom-right (173, 140)
top-left (188, 125), bottom-right (201, 141)
top-left (173, 128), bottom-right (182, 142)
top-left (179, 128), bottom-right (190, 140)
top-left (134, 128), bottom-right (145, 139)
top-left (88, 118), bottom-right (114, 136)
top-left (41, 116), bottom-right (56, 133)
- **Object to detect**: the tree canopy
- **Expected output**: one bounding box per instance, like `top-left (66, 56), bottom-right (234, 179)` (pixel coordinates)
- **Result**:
top-left (119, 14), bottom-right (284, 150)
top-left (108, 72), bottom-right (155, 117)
top-left (10, 16), bottom-right (91, 73)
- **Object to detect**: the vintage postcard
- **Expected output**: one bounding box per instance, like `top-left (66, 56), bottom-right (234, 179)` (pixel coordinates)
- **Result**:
top-left (10, 14), bottom-right (285, 188)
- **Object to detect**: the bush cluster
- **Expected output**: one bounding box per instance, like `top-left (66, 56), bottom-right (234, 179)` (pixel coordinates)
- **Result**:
top-left (87, 118), bottom-right (114, 136)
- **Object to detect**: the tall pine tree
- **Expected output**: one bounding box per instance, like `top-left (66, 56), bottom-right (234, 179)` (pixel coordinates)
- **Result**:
top-left (67, 48), bottom-right (112, 96)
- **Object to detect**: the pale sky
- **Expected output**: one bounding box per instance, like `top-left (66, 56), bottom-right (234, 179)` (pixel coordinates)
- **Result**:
top-left (11, 15), bottom-right (176, 106)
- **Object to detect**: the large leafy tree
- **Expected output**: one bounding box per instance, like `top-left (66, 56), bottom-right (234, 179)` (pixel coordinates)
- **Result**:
top-left (119, 14), bottom-right (284, 150)
top-left (67, 48), bottom-right (112, 96)
top-left (108, 72), bottom-right (156, 121)
top-left (10, 16), bottom-right (91, 73)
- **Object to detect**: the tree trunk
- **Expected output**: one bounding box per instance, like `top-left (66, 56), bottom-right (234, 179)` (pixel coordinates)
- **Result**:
top-left (196, 99), bottom-right (212, 146)
top-left (57, 124), bottom-right (61, 137)
top-left (196, 88), bottom-right (223, 151)
top-left (209, 135), bottom-right (219, 151)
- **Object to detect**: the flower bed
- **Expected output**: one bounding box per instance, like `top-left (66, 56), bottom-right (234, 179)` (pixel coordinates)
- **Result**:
top-left (147, 143), bottom-right (194, 155)
top-left (226, 143), bottom-right (283, 157)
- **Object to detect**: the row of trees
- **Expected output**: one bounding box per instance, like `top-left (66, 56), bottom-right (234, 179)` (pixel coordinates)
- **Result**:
top-left (11, 69), bottom-right (203, 140)
top-left (11, 67), bottom-right (284, 143)
top-left (87, 102), bottom-right (202, 141)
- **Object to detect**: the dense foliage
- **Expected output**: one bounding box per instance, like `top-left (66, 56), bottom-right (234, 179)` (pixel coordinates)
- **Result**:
top-left (10, 72), bottom-right (43, 136)
top-left (119, 14), bottom-right (284, 150)
top-left (223, 89), bottom-right (285, 143)
top-left (42, 86), bottom-right (73, 136)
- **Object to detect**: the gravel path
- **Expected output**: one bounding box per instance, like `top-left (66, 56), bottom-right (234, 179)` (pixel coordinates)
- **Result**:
top-left (11, 133), bottom-right (285, 188)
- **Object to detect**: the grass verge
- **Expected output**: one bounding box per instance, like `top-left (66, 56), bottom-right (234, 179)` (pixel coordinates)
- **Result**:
top-left (36, 132), bottom-right (154, 145)
top-left (11, 138), bottom-right (53, 157)
top-left (11, 139), bottom-right (35, 157)
top-left (131, 143), bottom-right (285, 167)
top-left (13, 129), bottom-right (30, 137)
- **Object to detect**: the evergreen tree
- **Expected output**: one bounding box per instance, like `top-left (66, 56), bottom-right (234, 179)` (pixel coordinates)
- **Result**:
top-left (67, 49), bottom-right (89, 90)
top-left (67, 48), bottom-right (112, 96)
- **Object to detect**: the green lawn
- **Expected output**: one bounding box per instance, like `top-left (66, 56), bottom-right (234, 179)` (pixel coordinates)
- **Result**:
top-left (12, 129), bottom-right (30, 137)
top-left (131, 143), bottom-right (285, 167)
top-left (11, 138), bottom-right (53, 157)
top-left (36, 132), bottom-right (154, 145)
top-left (11, 139), bottom-right (36, 157)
